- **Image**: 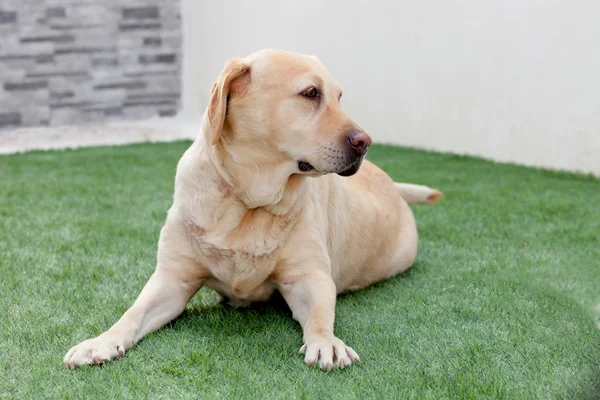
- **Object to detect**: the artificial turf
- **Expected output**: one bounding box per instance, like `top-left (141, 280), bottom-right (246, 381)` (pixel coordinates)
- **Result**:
top-left (0, 141), bottom-right (598, 399)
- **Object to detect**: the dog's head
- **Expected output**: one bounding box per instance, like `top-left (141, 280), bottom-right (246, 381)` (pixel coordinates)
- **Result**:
top-left (207, 49), bottom-right (372, 178)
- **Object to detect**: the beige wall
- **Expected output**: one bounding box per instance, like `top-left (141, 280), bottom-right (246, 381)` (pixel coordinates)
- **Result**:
top-left (182, 0), bottom-right (600, 175)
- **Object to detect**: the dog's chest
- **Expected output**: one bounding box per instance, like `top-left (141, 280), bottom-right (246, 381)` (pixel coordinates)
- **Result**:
top-left (186, 201), bottom-right (299, 301)
top-left (202, 251), bottom-right (278, 305)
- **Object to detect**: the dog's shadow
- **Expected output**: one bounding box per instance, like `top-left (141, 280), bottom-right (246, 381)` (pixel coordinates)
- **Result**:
top-left (162, 266), bottom-right (419, 340)
top-left (166, 290), bottom-right (297, 339)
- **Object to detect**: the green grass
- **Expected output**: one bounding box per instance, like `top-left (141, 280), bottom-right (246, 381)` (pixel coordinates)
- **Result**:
top-left (1, 141), bottom-right (599, 399)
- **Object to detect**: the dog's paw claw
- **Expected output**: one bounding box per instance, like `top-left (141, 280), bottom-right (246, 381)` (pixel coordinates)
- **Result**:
top-left (299, 343), bottom-right (307, 355)
top-left (301, 336), bottom-right (358, 371)
top-left (64, 333), bottom-right (126, 369)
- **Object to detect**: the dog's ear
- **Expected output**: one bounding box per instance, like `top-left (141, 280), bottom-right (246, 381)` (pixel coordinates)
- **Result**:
top-left (208, 57), bottom-right (251, 145)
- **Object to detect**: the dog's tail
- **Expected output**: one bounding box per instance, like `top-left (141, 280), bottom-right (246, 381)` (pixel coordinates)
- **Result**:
top-left (394, 183), bottom-right (443, 205)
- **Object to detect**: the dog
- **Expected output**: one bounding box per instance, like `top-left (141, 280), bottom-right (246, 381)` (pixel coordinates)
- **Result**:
top-left (64, 49), bottom-right (442, 371)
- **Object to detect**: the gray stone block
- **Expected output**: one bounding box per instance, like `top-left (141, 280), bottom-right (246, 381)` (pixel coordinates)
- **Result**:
top-left (50, 107), bottom-right (98, 125)
top-left (0, 111), bottom-right (21, 127)
top-left (124, 98), bottom-right (176, 107)
top-left (55, 47), bottom-right (116, 55)
top-left (56, 26), bottom-right (118, 44)
top-left (1, 40), bottom-right (53, 56)
top-left (51, 82), bottom-right (125, 105)
top-left (103, 107), bottom-right (123, 117)
top-left (91, 56), bottom-right (118, 67)
top-left (65, 4), bottom-right (114, 24)
top-left (139, 53), bottom-right (176, 64)
top-left (0, 91), bottom-right (48, 109)
top-left (121, 104), bottom-right (161, 119)
top-left (89, 69), bottom-right (124, 81)
top-left (122, 64), bottom-right (179, 77)
top-left (160, 35), bottom-right (181, 50)
top-left (127, 91), bottom-right (179, 101)
top-left (158, 108), bottom-right (176, 117)
top-left (46, 7), bottom-right (66, 18)
top-left (21, 106), bottom-right (51, 126)
top-left (95, 81), bottom-right (146, 90)
top-left (12, 5), bottom-right (46, 25)
top-left (122, 7), bottom-right (159, 19)
top-left (26, 54), bottom-right (91, 78)
top-left (159, 5), bottom-right (180, 20)
top-left (52, 53), bottom-right (92, 70)
top-left (0, 67), bottom-right (25, 80)
top-left (50, 90), bottom-right (75, 99)
top-left (27, 71), bottom-right (91, 78)
top-left (48, 22), bottom-right (104, 30)
top-left (81, 100), bottom-right (125, 112)
top-left (116, 36), bottom-right (143, 49)
top-left (36, 54), bottom-right (55, 63)
top-left (0, 11), bottom-right (17, 24)
top-left (119, 22), bottom-right (161, 31)
top-left (21, 34), bottom-right (75, 43)
top-left (143, 37), bottom-right (161, 47)
top-left (139, 75), bottom-right (179, 92)
top-left (5, 80), bottom-right (48, 90)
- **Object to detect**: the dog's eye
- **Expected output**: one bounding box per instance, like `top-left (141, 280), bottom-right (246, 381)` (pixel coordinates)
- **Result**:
top-left (302, 87), bottom-right (319, 99)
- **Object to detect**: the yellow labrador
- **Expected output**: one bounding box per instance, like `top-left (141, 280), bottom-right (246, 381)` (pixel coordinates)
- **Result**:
top-left (64, 49), bottom-right (442, 371)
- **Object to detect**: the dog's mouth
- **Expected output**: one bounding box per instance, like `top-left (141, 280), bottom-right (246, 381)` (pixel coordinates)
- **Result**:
top-left (297, 160), bottom-right (315, 172)
top-left (297, 155), bottom-right (364, 177)
top-left (336, 157), bottom-right (363, 177)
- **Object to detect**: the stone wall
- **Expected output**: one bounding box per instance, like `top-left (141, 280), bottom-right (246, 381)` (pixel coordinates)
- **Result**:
top-left (0, 0), bottom-right (181, 129)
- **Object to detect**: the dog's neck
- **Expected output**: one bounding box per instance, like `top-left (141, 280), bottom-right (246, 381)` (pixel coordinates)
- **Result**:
top-left (202, 119), bottom-right (306, 215)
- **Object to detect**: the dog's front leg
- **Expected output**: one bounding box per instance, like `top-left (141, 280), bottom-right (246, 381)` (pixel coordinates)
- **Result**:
top-left (63, 262), bottom-right (203, 369)
top-left (277, 269), bottom-right (360, 371)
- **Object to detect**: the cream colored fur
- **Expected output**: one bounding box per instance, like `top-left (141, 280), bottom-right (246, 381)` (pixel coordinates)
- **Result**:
top-left (64, 49), bottom-right (442, 371)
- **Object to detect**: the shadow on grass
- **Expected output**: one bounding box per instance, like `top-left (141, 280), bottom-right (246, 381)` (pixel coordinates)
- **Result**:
top-left (162, 264), bottom-right (422, 340)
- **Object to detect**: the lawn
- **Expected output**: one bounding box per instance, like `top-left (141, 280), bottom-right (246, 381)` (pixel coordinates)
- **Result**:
top-left (0, 141), bottom-right (599, 399)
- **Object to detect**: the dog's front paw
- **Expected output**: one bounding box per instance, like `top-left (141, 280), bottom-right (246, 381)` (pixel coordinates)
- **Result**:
top-left (300, 335), bottom-right (360, 371)
top-left (63, 332), bottom-right (127, 369)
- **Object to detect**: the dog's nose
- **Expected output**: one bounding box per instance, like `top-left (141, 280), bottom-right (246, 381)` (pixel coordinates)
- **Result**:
top-left (346, 130), bottom-right (372, 154)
